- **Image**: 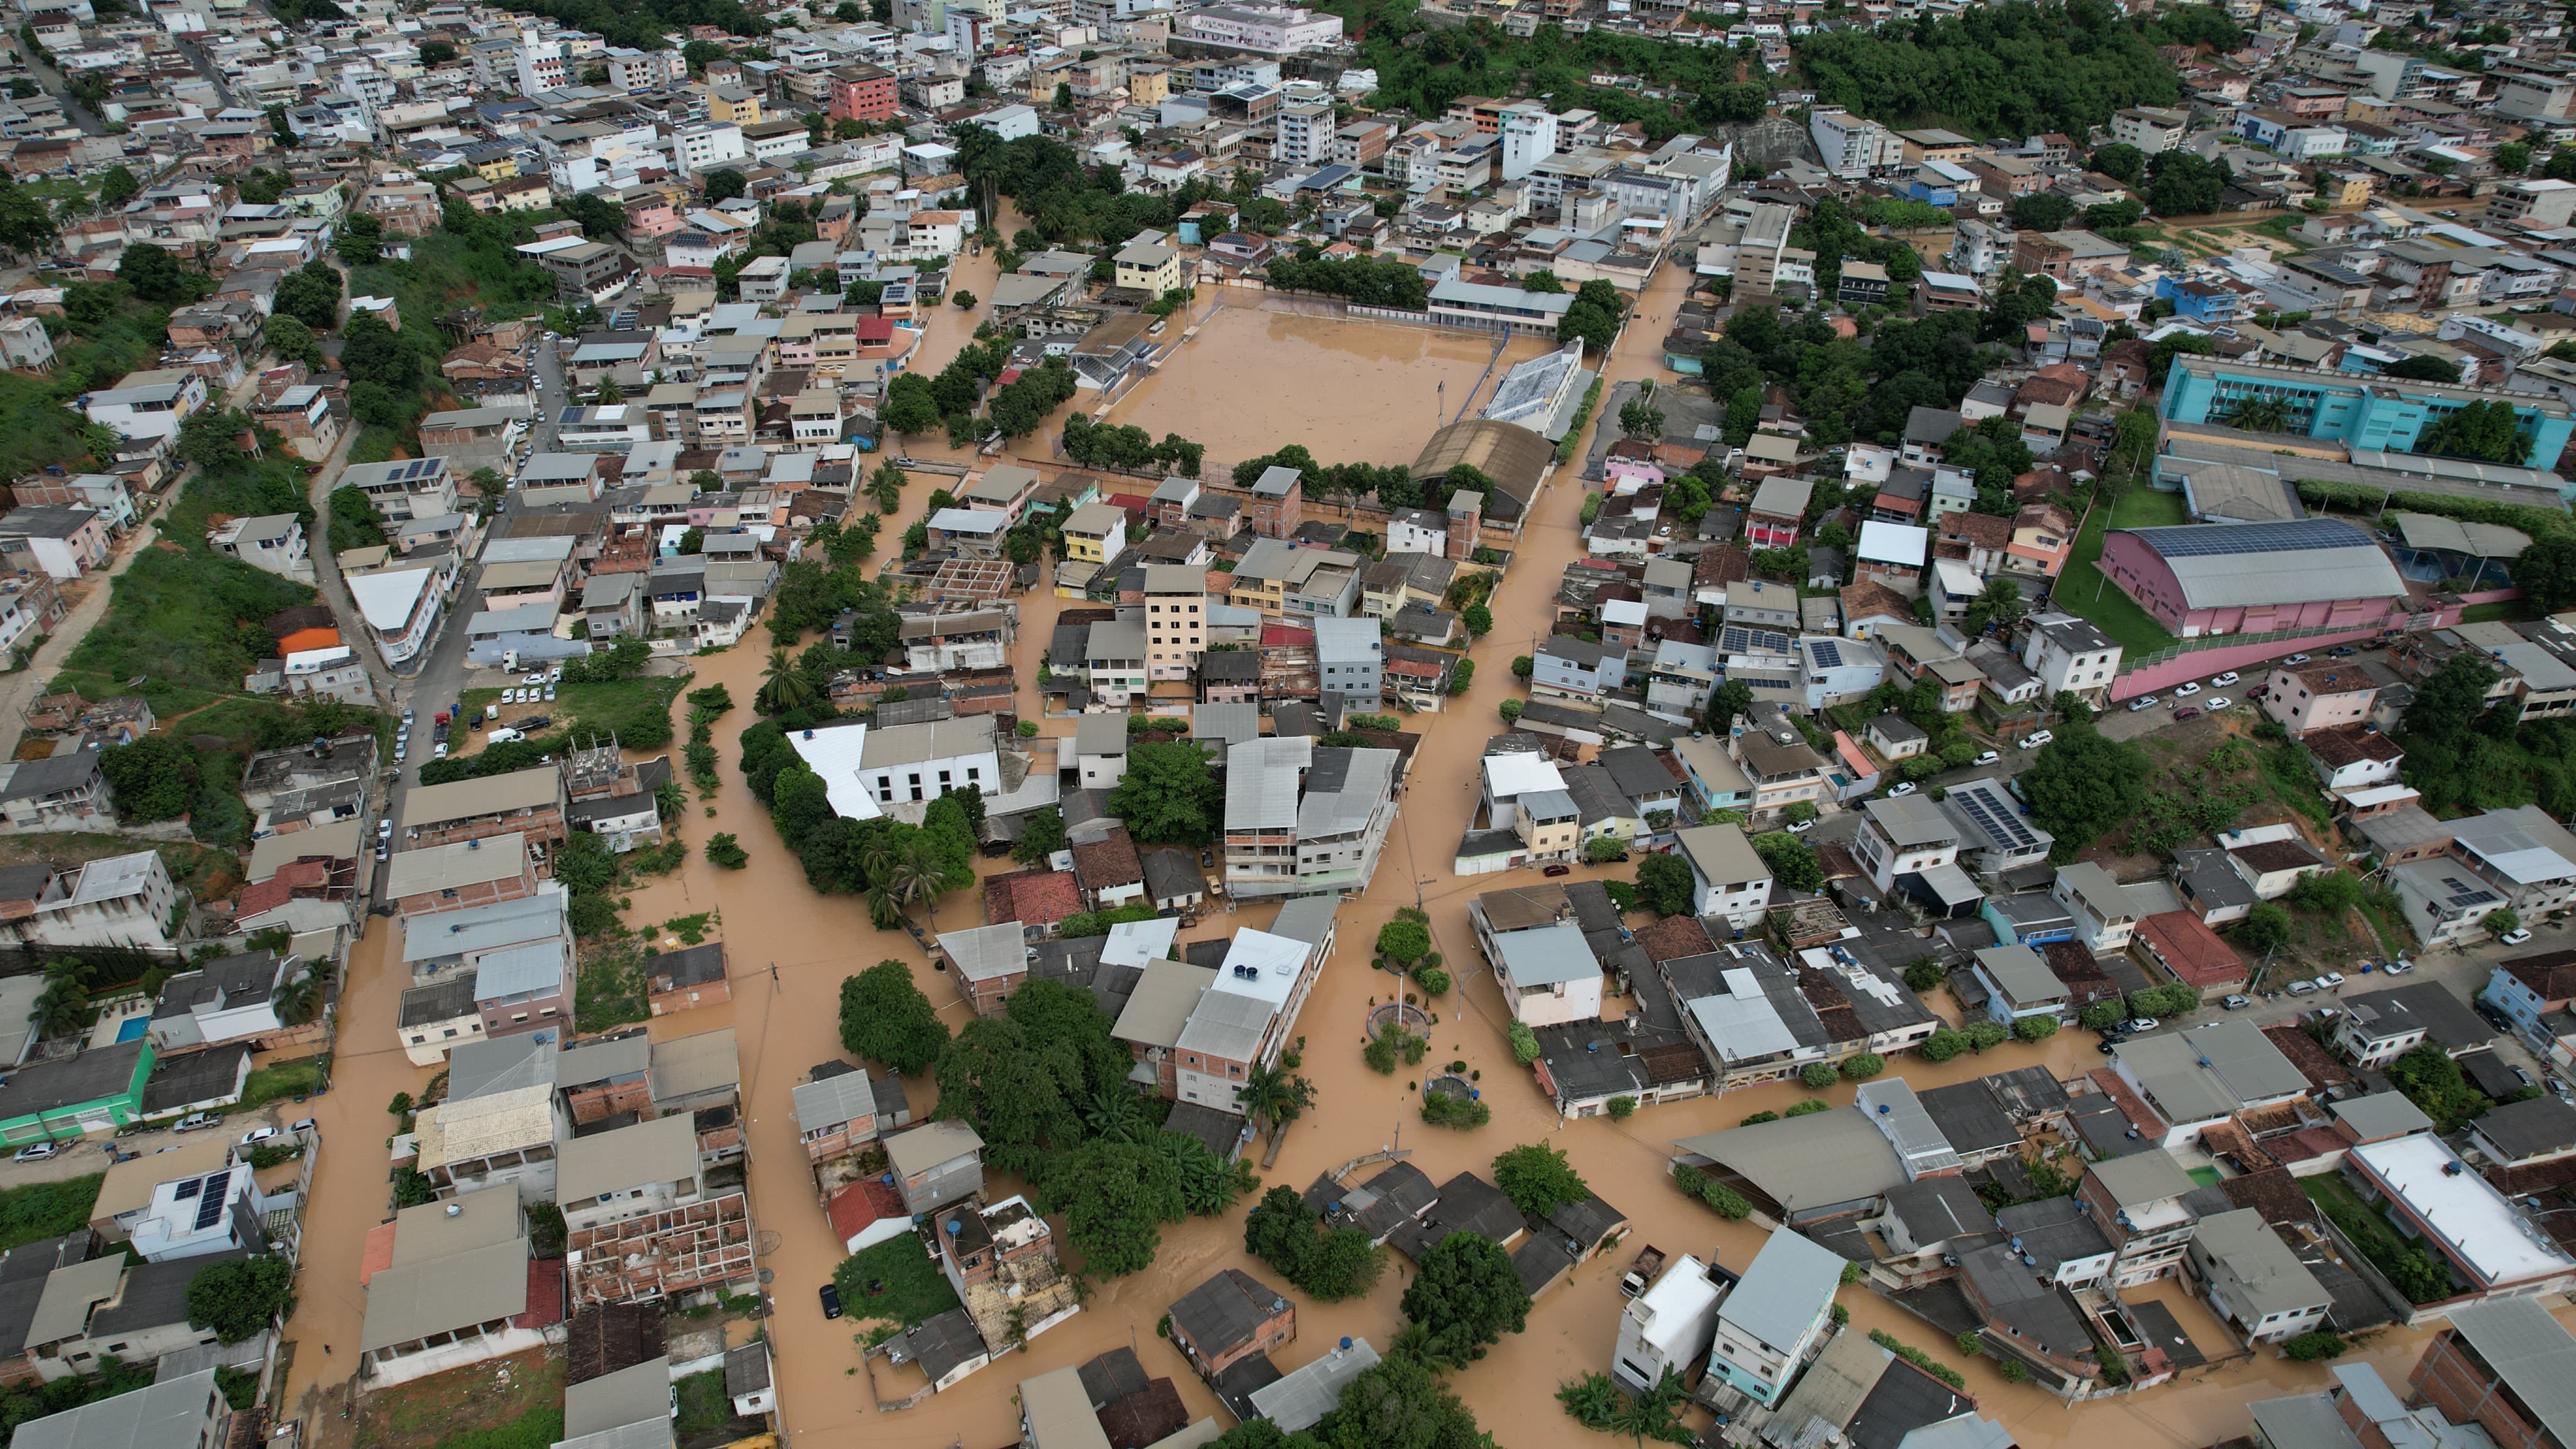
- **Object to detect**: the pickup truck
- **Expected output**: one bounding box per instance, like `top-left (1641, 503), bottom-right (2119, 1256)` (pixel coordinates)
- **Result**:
top-left (1619, 1245), bottom-right (1666, 1298)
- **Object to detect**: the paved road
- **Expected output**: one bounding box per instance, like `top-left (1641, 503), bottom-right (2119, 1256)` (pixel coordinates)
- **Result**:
top-left (353, 333), bottom-right (572, 908)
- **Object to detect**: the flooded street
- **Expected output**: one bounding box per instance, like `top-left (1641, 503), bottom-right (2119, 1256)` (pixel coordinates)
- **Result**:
top-left (267, 251), bottom-right (2548, 1449)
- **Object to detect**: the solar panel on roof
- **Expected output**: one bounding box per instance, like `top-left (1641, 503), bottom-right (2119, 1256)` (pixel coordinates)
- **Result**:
top-left (173, 1176), bottom-right (202, 1199)
top-left (2131, 520), bottom-right (2366, 557)
top-left (1810, 641), bottom-right (1844, 668)
top-left (193, 1182), bottom-right (226, 1232)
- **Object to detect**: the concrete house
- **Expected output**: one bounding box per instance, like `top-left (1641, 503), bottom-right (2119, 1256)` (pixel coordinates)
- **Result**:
top-left (883, 1121), bottom-right (985, 1214)
top-left (1705, 1229), bottom-right (1842, 1408)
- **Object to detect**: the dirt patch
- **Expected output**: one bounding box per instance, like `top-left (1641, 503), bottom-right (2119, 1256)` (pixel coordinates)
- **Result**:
top-left (0, 833), bottom-right (239, 899)
top-left (349, 1347), bottom-right (565, 1449)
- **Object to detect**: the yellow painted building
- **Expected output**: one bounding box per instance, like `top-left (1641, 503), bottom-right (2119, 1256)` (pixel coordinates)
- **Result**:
top-left (708, 87), bottom-right (762, 126)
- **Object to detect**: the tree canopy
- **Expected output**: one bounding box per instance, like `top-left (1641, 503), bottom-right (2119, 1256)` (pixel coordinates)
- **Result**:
top-left (1105, 740), bottom-right (1224, 843)
top-left (1491, 1142), bottom-right (1588, 1217)
top-left (838, 960), bottom-right (950, 1076)
top-left (2018, 728), bottom-right (2150, 857)
top-left (186, 1257), bottom-right (294, 1343)
top-left (1399, 1232), bottom-right (1531, 1364)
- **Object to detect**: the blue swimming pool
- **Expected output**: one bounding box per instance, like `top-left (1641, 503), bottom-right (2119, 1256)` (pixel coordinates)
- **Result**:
top-left (113, 1016), bottom-right (146, 1043)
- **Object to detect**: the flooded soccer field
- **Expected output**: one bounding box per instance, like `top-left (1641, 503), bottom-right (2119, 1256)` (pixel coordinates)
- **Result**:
top-left (1099, 302), bottom-right (1556, 469)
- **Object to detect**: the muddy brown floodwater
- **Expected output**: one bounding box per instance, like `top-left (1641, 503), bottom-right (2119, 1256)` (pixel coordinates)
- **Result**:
top-left (1096, 302), bottom-right (1553, 469)
top-left (275, 250), bottom-right (2576, 1449)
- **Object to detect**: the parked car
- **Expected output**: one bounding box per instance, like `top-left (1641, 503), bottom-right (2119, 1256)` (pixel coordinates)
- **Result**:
top-left (172, 1113), bottom-right (219, 1133)
top-left (2286, 653), bottom-right (2312, 664)
top-left (544, 685), bottom-right (555, 702)
top-left (2317, 972), bottom-right (2346, 989)
top-left (2173, 707), bottom-right (2203, 721)
top-left (238, 1126), bottom-right (277, 1147)
top-left (2204, 697), bottom-right (2232, 710)
top-left (1889, 781), bottom-right (1918, 797)
top-left (1785, 817), bottom-right (1816, 833)
top-left (1973, 751), bottom-right (1999, 766)
top-left (2286, 980), bottom-right (2320, 996)
top-left (2129, 696), bottom-right (2159, 712)
top-left (2212, 672), bottom-right (2240, 687)
top-left (2222, 994), bottom-right (2252, 1010)
top-left (378, 819), bottom-right (393, 838)
top-left (2383, 959), bottom-right (2414, 975)
top-left (2504, 928), bottom-right (2536, 946)
top-left (11, 1142), bottom-right (56, 1162)
top-left (2128, 1017), bottom-right (2160, 1032)
top-left (1542, 863), bottom-right (1572, 877)
top-left (2019, 730), bottom-right (2054, 749)
top-left (2516, 1066), bottom-right (2539, 1089)
top-left (2175, 682), bottom-right (2201, 695)
top-left (289, 1118), bottom-right (316, 1135)
top-left (819, 1283), bottom-right (843, 1320)
top-left (2329, 646), bottom-right (2359, 658)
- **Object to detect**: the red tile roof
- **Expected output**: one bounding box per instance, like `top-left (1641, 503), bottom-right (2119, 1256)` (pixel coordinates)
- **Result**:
top-left (982, 868), bottom-right (1080, 927)
top-left (826, 1178), bottom-right (907, 1246)
top-left (515, 1257), bottom-right (567, 1329)
top-left (2134, 911), bottom-right (2245, 989)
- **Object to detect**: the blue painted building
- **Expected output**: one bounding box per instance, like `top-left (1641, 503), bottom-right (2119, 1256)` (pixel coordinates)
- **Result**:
top-left (2154, 276), bottom-right (2241, 324)
top-left (2160, 355), bottom-right (2576, 465)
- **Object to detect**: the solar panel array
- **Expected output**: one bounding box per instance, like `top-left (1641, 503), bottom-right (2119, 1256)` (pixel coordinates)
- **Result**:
top-left (387, 458), bottom-right (443, 484)
top-left (2439, 876), bottom-right (2500, 909)
top-left (1809, 640), bottom-right (1845, 669)
top-left (173, 1176), bottom-right (202, 1200)
top-left (2131, 520), bottom-right (2362, 557)
top-left (1720, 627), bottom-right (1793, 655)
top-left (1953, 785), bottom-right (2041, 851)
top-left (193, 1178), bottom-right (227, 1232)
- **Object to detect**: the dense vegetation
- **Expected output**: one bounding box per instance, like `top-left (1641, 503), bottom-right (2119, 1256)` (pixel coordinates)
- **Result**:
top-left (1797, 1), bottom-right (2197, 139)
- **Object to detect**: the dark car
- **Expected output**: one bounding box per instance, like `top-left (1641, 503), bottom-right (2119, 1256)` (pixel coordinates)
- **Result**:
top-left (1543, 863), bottom-right (1572, 877)
top-left (819, 1283), bottom-right (843, 1320)
top-left (2096, 1039), bottom-right (2118, 1054)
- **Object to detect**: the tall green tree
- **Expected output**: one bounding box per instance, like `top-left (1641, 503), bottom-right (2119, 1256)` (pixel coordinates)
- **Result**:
top-left (1104, 740), bottom-right (1224, 843)
top-left (2017, 728), bottom-right (2150, 855)
top-left (1399, 1232), bottom-right (1531, 1364)
top-left (838, 959), bottom-right (950, 1075)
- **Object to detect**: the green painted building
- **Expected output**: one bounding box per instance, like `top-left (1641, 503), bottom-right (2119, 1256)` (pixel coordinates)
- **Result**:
top-left (0, 1040), bottom-right (155, 1144)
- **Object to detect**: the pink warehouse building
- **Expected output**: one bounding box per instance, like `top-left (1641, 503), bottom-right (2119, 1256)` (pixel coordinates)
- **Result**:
top-left (2094, 518), bottom-right (2412, 639)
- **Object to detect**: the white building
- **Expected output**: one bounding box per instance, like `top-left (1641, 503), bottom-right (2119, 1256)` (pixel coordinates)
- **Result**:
top-left (2022, 614), bottom-right (2122, 705)
top-left (676, 123), bottom-right (747, 176)
top-left (1612, 1254), bottom-right (1725, 1395)
top-left (1674, 823), bottom-right (1773, 927)
top-left (1499, 102), bottom-right (1557, 181)
top-left (785, 716), bottom-right (1004, 820)
top-left (1809, 108), bottom-right (1904, 178)
top-left (1174, 3), bottom-right (1343, 53)
top-left (346, 562), bottom-right (449, 671)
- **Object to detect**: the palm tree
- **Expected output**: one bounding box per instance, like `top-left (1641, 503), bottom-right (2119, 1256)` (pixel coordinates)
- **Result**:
top-left (271, 964), bottom-right (321, 1026)
top-left (29, 978), bottom-right (85, 1039)
top-left (1390, 1321), bottom-right (1463, 1374)
top-left (1084, 1086), bottom-right (1152, 1144)
top-left (1609, 1367), bottom-right (1694, 1445)
top-left (757, 648), bottom-right (817, 715)
top-left (882, 842), bottom-right (942, 923)
top-left (863, 884), bottom-right (903, 929)
top-left (2224, 395), bottom-right (2292, 432)
top-left (1237, 1065), bottom-right (1316, 1153)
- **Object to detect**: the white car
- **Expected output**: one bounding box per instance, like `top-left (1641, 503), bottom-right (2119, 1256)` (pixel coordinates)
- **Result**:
top-left (11, 1142), bottom-right (56, 1162)
top-left (2382, 959), bottom-right (2414, 975)
top-left (2175, 682), bottom-right (2201, 696)
top-left (2286, 653), bottom-right (2312, 664)
top-left (377, 819), bottom-right (393, 838)
top-left (1973, 751), bottom-right (1999, 766)
top-left (1889, 781), bottom-right (1918, 797)
top-left (2128, 1017), bottom-right (2160, 1033)
top-left (524, 672), bottom-right (546, 685)
top-left (1785, 817), bottom-right (1816, 833)
top-left (434, 741), bottom-right (448, 759)
top-left (2204, 697), bottom-right (2232, 710)
top-left (2504, 928), bottom-right (2536, 946)
top-left (2019, 730), bottom-right (2054, 750)
top-left (2128, 695), bottom-right (2158, 711)
top-left (2317, 972), bottom-right (2346, 989)
top-left (544, 685), bottom-right (555, 702)
top-left (238, 1126), bottom-right (277, 1147)
top-left (2286, 979), bottom-right (2319, 995)
top-left (2212, 672), bottom-right (2240, 687)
